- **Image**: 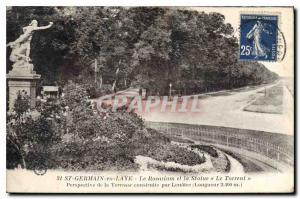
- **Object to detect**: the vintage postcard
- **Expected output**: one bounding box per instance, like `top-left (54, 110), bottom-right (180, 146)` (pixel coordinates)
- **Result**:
top-left (6, 6), bottom-right (294, 193)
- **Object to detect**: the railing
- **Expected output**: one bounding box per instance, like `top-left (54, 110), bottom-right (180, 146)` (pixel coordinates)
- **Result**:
top-left (145, 122), bottom-right (294, 166)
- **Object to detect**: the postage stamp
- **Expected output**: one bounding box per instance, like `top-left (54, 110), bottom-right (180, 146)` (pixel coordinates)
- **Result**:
top-left (239, 14), bottom-right (279, 61)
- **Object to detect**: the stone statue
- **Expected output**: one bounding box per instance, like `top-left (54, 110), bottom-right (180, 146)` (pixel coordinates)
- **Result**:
top-left (7, 20), bottom-right (53, 71)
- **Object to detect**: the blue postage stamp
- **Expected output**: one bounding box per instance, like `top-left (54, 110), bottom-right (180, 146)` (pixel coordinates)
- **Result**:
top-left (240, 14), bottom-right (278, 61)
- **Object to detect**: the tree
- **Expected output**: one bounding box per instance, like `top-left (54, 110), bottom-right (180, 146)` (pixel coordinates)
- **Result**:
top-left (67, 7), bottom-right (137, 91)
top-left (6, 7), bottom-right (278, 95)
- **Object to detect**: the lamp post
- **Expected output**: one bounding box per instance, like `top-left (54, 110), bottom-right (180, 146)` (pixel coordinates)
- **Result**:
top-left (169, 83), bottom-right (172, 100)
top-left (94, 58), bottom-right (98, 85)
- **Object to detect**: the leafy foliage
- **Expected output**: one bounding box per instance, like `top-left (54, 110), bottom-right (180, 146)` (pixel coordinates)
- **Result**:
top-left (7, 100), bottom-right (62, 169)
top-left (13, 93), bottom-right (30, 118)
top-left (7, 7), bottom-right (278, 95)
top-left (51, 82), bottom-right (146, 170)
top-left (191, 145), bottom-right (219, 158)
top-left (7, 82), bottom-right (207, 170)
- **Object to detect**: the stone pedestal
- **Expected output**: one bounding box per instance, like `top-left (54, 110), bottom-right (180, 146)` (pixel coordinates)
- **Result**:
top-left (7, 66), bottom-right (41, 111)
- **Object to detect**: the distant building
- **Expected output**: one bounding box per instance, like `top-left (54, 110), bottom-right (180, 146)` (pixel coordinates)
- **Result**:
top-left (41, 86), bottom-right (59, 99)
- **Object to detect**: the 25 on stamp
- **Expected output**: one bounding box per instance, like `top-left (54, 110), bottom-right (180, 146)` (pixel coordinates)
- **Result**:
top-left (239, 14), bottom-right (279, 61)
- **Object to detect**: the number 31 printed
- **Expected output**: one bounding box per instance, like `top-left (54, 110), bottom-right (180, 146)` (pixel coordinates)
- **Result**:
top-left (240, 45), bottom-right (252, 56)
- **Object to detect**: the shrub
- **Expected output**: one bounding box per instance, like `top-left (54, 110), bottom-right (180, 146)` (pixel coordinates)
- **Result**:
top-left (191, 145), bottom-right (219, 158)
top-left (7, 93), bottom-right (63, 169)
top-left (6, 113), bottom-right (61, 169)
top-left (51, 82), bottom-right (145, 170)
top-left (14, 92), bottom-right (30, 118)
top-left (7, 81), bottom-right (209, 171)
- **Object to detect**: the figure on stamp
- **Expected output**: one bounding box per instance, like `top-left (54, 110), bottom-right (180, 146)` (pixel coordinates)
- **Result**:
top-left (7, 20), bottom-right (53, 69)
top-left (246, 20), bottom-right (272, 59)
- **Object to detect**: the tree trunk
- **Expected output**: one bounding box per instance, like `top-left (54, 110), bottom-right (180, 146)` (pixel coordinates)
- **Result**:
top-left (94, 59), bottom-right (97, 85)
top-left (111, 62), bottom-right (121, 92)
top-left (99, 75), bottom-right (103, 89)
top-left (112, 80), bottom-right (117, 92)
top-left (20, 154), bottom-right (26, 169)
top-left (111, 67), bottom-right (120, 92)
top-left (192, 64), bottom-right (196, 79)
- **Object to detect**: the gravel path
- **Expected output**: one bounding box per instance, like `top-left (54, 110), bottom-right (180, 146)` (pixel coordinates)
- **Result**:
top-left (225, 154), bottom-right (244, 173)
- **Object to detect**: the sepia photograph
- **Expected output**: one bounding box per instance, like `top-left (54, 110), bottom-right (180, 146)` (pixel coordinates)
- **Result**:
top-left (4, 5), bottom-right (294, 193)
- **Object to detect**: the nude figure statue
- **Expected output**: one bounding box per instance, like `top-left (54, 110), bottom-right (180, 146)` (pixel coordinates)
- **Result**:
top-left (7, 20), bottom-right (53, 69)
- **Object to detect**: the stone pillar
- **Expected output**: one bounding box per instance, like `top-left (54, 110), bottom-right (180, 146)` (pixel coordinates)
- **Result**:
top-left (7, 65), bottom-right (41, 111)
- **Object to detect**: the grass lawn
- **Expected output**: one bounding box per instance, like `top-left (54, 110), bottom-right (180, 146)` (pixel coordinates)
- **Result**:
top-left (243, 84), bottom-right (283, 114)
top-left (148, 122), bottom-right (293, 151)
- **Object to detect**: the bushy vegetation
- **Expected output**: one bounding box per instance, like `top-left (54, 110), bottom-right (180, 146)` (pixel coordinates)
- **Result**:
top-left (7, 93), bottom-right (61, 169)
top-left (7, 83), bottom-right (203, 170)
top-left (131, 128), bottom-right (205, 166)
top-left (191, 145), bottom-right (219, 158)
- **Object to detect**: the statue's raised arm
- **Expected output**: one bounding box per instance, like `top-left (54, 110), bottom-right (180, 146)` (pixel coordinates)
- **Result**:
top-left (34, 21), bottom-right (53, 31)
top-left (7, 20), bottom-right (53, 47)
